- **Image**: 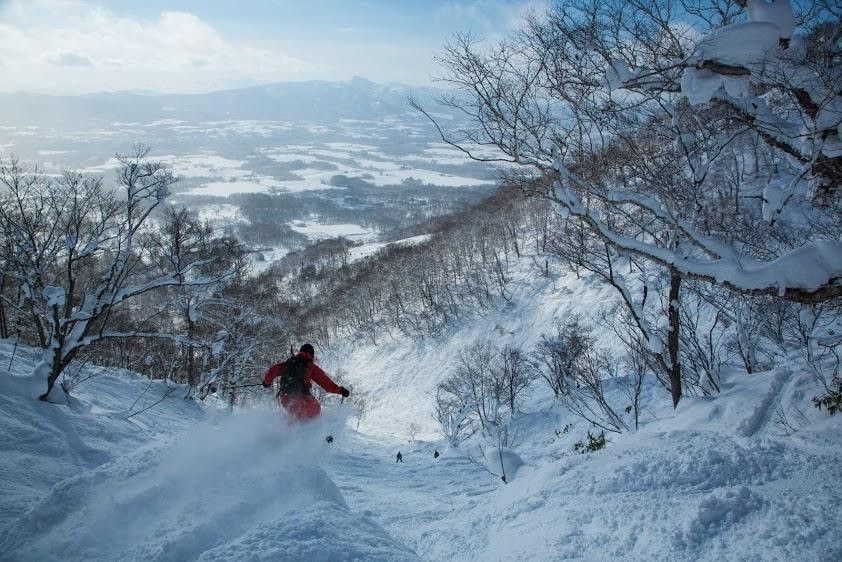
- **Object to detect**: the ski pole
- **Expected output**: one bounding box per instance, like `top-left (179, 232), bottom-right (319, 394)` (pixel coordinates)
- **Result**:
top-left (209, 382), bottom-right (263, 393)
top-left (8, 336), bottom-right (18, 371)
top-left (8, 328), bottom-right (20, 371)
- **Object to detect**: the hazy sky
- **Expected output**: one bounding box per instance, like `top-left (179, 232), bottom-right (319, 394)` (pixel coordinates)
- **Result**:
top-left (0, 0), bottom-right (545, 95)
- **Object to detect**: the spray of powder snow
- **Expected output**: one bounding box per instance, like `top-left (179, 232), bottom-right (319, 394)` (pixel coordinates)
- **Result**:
top-left (1, 404), bottom-right (354, 562)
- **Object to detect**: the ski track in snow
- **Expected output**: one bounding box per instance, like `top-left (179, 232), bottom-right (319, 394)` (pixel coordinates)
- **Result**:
top-left (327, 418), bottom-right (842, 561)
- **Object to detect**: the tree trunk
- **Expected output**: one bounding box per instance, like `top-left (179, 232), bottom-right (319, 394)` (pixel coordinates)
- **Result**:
top-left (38, 352), bottom-right (64, 402)
top-left (187, 315), bottom-right (197, 388)
top-left (668, 268), bottom-right (682, 408)
top-left (0, 301), bottom-right (7, 340)
top-left (0, 276), bottom-right (8, 339)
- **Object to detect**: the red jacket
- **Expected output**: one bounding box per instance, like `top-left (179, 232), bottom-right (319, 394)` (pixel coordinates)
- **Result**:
top-left (262, 351), bottom-right (342, 396)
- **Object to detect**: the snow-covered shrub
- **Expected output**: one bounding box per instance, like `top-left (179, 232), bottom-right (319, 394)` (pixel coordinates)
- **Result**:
top-left (812, 378), bottom-right (842, 416)
top-left (572, 430), bottom-right (606, 454)
top-left (532, 317), bottom-right (628, 433)
top-left (434, 387), bottom-right (474, 447)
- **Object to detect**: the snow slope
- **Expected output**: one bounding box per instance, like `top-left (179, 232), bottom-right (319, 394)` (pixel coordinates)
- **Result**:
top-left (0, 344), bottom-right (206, 533)
top-left (0, 342), bottom-right (417, 562)
top-left (314, 254), bottom-right (842, 560)
top-left (322, 259), bottom-right (620, 441)
top-left (319, 364), bottom-right (842, 561)
top-left (1, 257), bottom-right (841, 560)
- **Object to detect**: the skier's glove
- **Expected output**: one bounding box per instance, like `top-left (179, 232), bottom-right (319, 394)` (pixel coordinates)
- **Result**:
top-left (262, 380), bottom-right (271, 388)
top-left (339, 386), bottom-right (350, 398)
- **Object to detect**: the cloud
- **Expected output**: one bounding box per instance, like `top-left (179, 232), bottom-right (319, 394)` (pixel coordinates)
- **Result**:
top-left (436, 2), bottom-right (493, 32)
top-left (0, 0), bottom-right (528, 94)
top-left (0, 1), bottom-right (313, 94)
top-left (51, 52), bottom-right (93, 67)
top-left (435, 0), bottom-right (548, 36)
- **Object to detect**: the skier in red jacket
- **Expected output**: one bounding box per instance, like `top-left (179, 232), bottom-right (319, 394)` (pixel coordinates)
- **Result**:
top-left (262, 343), bottom-right (349, 420)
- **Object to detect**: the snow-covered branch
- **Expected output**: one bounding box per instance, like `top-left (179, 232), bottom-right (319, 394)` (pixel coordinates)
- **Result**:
top-left (555, 178), bottom-right (842, 302)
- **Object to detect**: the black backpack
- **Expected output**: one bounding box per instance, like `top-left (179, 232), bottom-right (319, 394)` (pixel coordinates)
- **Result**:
top-left (277, 354), bottom-right (310, 396)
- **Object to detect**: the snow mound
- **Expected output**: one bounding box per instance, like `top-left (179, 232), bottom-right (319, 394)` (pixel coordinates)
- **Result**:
top-left (197, 501), bottom-right (418, 561)
top-left (0, 344), bottom-right (205, 531)
top-left (686, 21), bottom-right (781, 69)
top-left (479, 368), bottom-right (842, 560)
top-left (747, 0), bottom-right (796, 39)
top-left (483, 446), bottom-right (524, 482)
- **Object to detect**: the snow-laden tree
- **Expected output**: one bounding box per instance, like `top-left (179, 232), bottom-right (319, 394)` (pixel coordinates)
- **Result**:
top-left (0, 146), bottom-right (235, 401)
top-left (416, 0), bottom-right (841, 406)
top-left (435, 385), bottom-right (475, 447)
top-left (146, 207), bottom-right (247, 391)
top-left (436, 341), bottom-right (530, 465)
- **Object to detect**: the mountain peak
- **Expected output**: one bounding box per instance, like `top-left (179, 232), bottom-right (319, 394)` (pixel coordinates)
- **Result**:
top-left (349, 76), bottom-right (375, 88)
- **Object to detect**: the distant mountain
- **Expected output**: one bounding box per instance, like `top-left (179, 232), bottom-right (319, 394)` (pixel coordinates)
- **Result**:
top-left (0, 77), bottom-right (450, 128)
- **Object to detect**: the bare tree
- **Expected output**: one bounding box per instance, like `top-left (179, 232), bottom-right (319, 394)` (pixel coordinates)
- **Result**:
top-left (408, 422), bottom-right (421, 443)
top-left (532, 317), bottom-right (628, 433)
top-left (0, 146), bottom-right (235, 401)
top-left (532, 315), bottom-right (593, 398)
top-left (435, 340), bottom-right (533, 474)
top-left (148, 207), bottom-right (214, 388)
top-left (349, 388), bottom-right (371, 430)
top-left (623, 345), bottom-right (649, 432)
top-left (498, 344), bottom-right (531, 413)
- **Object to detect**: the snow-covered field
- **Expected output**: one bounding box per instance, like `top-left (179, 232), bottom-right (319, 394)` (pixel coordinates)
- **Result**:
top-left (347, 234), bottom-right (432, 263)
top-left (288, 220), bottom-right (377, 242)
top-left (249, 143), bottom-right (495, 194)
top-left (75, 141), bottom-right (494, 198)
top-left (190, 177), bottom-right (288, 197)
top-left (4, 117), bottom-right (498, 199)
top-left (250, 140), bottom-right (512, 194)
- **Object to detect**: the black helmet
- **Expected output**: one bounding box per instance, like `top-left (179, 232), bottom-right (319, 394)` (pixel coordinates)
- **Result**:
top-left (300, 343), bottom-right (315, 356)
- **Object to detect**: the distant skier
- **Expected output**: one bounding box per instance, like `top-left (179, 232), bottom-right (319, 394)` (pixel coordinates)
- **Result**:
top-left (262, 343), bottom-right (349, 421)
top-left (396, 451), bottom-right (403, 463)
top-left (433, 450), bottom-right (440, 459)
